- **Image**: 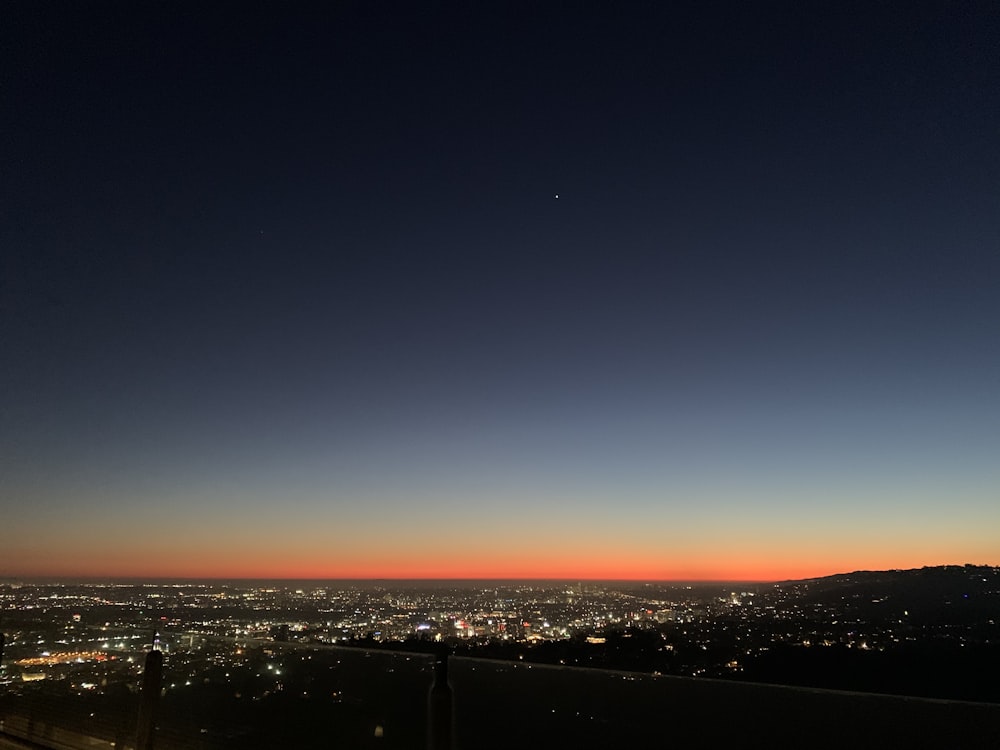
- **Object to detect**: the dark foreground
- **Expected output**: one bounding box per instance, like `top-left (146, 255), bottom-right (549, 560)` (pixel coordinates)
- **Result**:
top-left (2, 646), bottom-right (999, 749)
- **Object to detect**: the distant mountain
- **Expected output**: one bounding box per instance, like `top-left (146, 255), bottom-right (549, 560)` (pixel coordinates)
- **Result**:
top-left (775, 564), bottom-right (1000, 624)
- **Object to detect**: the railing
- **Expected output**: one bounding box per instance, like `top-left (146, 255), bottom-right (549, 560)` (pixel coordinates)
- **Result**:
top-left (2, 639), bottom-right (1000, 749)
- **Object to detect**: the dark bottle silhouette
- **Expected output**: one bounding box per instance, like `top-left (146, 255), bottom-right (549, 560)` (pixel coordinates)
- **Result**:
top-left (135, 635), bottom-right (163, 750)
top-left (428, 646), bottom-right (453, 750)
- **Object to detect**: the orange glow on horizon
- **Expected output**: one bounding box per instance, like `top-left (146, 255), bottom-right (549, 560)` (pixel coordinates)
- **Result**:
top-left (9, 552), bottom-right (992, 583)
top-left (6, 518), bottom-right (994, 582)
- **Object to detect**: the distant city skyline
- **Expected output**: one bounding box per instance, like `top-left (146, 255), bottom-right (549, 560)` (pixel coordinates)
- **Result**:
top-left (3, 2), bottom-right (998, 580)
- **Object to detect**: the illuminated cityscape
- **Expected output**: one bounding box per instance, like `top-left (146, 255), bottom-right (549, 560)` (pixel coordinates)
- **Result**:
top-left (1, 567), bottom-right (998, 747)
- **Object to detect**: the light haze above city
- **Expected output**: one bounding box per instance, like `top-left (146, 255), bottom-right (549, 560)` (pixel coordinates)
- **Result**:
top-left (3, 2), bottom-right (998, 581)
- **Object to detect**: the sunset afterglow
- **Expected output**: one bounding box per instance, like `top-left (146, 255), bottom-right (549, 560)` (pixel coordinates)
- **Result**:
top-left (3, 3), bottom-right (997, 582)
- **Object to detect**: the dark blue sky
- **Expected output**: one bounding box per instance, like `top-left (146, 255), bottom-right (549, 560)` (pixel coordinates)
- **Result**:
top-left (3, 1), bottom-right (998, 578)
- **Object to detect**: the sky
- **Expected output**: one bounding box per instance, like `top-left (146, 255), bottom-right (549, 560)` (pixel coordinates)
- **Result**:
top-left (2, 1), bottom-right (999, 581)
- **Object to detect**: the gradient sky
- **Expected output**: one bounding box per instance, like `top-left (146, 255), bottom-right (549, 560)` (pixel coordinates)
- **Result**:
top-left (3, 2), bottom-right (999, 580)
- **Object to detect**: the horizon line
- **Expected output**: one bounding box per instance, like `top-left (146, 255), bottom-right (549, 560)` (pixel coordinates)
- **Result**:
top-left (3, 563), bottom-right (994, 586)
top-left (2, 575), bottom-right (775, 584)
